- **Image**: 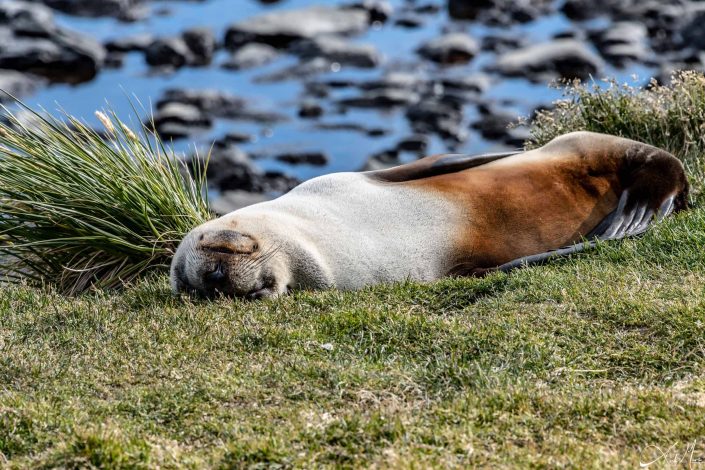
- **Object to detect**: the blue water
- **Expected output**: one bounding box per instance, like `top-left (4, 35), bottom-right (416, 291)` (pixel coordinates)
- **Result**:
top-left (28, 0), bottom-right (657, 181)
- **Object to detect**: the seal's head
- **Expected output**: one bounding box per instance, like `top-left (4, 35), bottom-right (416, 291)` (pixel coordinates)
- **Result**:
top-left (170, 221), bottom-right (289, 299)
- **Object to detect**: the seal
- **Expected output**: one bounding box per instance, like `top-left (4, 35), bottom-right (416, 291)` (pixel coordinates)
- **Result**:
top-left (170, 131), bottom-right (689, 299)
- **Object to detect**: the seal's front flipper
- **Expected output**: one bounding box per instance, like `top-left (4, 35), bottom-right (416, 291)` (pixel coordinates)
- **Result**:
top-left (491, 189), bottom-right (679, 274)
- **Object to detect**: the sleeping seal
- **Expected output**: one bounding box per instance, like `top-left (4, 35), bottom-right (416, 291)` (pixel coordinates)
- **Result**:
top-left (170, 131), bottom-right (689, 299)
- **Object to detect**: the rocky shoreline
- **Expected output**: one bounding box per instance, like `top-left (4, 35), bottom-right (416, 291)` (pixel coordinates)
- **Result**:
top-left (1, 0), bottom-right (702, 212)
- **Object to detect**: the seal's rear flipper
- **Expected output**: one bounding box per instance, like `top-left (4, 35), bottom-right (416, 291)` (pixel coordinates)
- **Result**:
top-left (491, 189), bottom-right (681, 274)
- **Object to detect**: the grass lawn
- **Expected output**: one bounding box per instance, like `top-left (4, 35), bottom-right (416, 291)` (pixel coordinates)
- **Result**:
top-left (2, 205), bottom-right (705, 468)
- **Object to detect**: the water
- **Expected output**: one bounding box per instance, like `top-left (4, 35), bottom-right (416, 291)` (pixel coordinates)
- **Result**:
top-left (28, 0), bottom-right (657, 182)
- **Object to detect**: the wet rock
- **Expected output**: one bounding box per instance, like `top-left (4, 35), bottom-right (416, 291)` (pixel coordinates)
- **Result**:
top-left (411, 3), bottom-right (441, 14)
top-left (314, 122), bottom-right (389, 136)
top-left (222, 43), bottom-right (279, 70)
top-left (275, 151), bottom-right (329, 166)
top-left (216, 131), bottom-right (255, 145)
top-left (254, 57), bottom-right (335, 82)
top-left (0, 1), bottom-right (105, 84)
top-left (395, 14), bottom-right (424, 28)
top-left (211, 190), bottom-right (272, 215)
top-left (291, 37), bottom-right (380, 68)
top-left (298, 101), bottom-right (324, 118)
top-left (182, 27), bottom-right (216, 66)
top-left (472, 105), bottom-right (527, 146)
top-left (158, 88), bottom-right (287, 124)
top-left (438, 74), bottom-right (491, 94)
top-left (199, 144), bottom-right (299, 195)
top-left (406, 98), bottom-right (467, 142)
top-left (560, 0), bottom-right (600, 21)
top-left (29, 0), bottom-right (144, 21)
top-left (417, 33), bottom-right (478, 65)
top-left (448, 0), bottom-right (495, 20)
top-left (105, 33), bottom-right (153, 52)
top-left (0, 69), bottom-right (44, 102)
top-left (494, 39), bottom-right (604, 81)
top-left (344, 0), bottom-right (393, 23)
top-left (339, 88), bottom-right (419, 108)
top-left (104, 52), bottom-right (124, 69)
top-left (396, 134), bottom-right (428, 153)
top-left (225, 6), bottom-right (370, 49)
top-left (481, 34), bottom-right (525, 53)
top-left (145, 37), bottom-right (192, 68)
top-left (592, 22), bottom-right (650, 66)
top-left (152, 102), bottom-right (212, 139)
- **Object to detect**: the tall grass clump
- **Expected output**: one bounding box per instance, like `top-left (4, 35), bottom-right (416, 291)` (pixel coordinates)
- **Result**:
top-left (0, 101), bottom-right (211, 294)
top-left (527, 71), bottom-right (705, 202)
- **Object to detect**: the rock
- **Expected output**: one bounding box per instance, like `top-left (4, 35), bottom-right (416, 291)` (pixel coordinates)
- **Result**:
top-left (417, 33), bottom-right (479, 65)
top-left (182, 27), bottom-right (216, 66)
top-left (104, 52), bottom-right (124, 69)
top-left (362, 148), bottom-right (399, 171)
top-left (592, 22), bottom-right (650, 66)
top-left (448, 0), bottom-right (496, 19)
top-left (438, 74), bottom-right (491, 94)
top-left (211, 190), bottom-right (272, 215)
top-left (152, 102), bottom-right (212, 139)
top-left (197, 144), bottom-right (299, 195)
top-left (28, 0), bottom-right (144, 21)
top-left (225, 6), bottom-right (370, 49)
top-left (105, 33), bottom-right (153, 52)
top-left (0, 69), bottom-right (43, 101)
top-left (0, 1), bottom-right (105, 84)
top-left (406, 98), bottom-right (467, 142)
top-left (339, 88), bottom-right (420, 108)
top-left (396, 134), bottom-right (428, 153)
top-left (472, 105), bottom-right (528, 146)
top-left (275, 151), bottom-right (329, 166)
top-left (254, 57), bottom-right (335, 82)
top-left (298, 101), bottom-right (324, 118)
top-left (395, 14), bottom-right (424, 28)
top-left (222, 43), bottom-right (279, 70)
top-left (494, 39), bottom-right (604, 81)
top-left (314, 122), bottom-right (389, 136)
top-left (344, 0), bottom-right (392, 23)
top-left (291, 37), bottom-right (380, 68)
top-left (157, 88), bottom-right (287, 124)
top-left (145, 37), bottom-right (192, 68)
top-left (481, 34), bottom-right (525, 53)
top-left (216, 131), bottom-right (255, 145)
top-left (358, 71), bottom-right (422, 91)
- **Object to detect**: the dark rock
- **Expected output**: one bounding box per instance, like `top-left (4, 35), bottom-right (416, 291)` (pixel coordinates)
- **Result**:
top-left (411, 3), bottom-right (441, 14)
top-left (406, 98), bottom-right (467, 142)
top-left (298, 101), bottom-right (324, 118)
top-left (339, 88), bottom-right (420, 108)
top-left (254, 57), bottom-right (335, 82)
top-left (481, 34), bottom-right (525, 53)
top-left (28, 0), bottom-right (144, 21)
top-left (396, 134), bottom-right (428, 153)
top-left (152, 102), bottom-right (212, 139)
top-left (222, 43), bottom-right (279, 70)
top-left (216, 131), bottom-right (255, 145)
top-left (314, 122), bottom-right (389, 136)
top-left (105, 33), bottom-right (153, 52)
top-left (448, 0), bottom-right (495, 20)
top-left (145, 37), bottom-right (192, 68)
top-left (344, 0), bottom-right (393, 23)
top-left (472, 105), bottom-right (528, 146)
top-left (395, 14), bottom-right (424, 28)
top-left (182, 27), bottom-right (216, 66)
top-left (275, 151), bottom-right (329, 166)
top-left (0, 1), bottom-right (106, 84)
top-left (211, 190), bottom-right (272, 215)
top-left (592, 22), bottom-right (649, 66)
top-left (104, 52), bottom-right (124, 69)
top-left (0, 69), bottom-right (44, 101)
top-left (291, 37), bottom-right (380, 68)
top-left (417, 33), bottom-right (479, 65)
top-left (494, 39), bottom-right (604, 81)
top-left (438, 74), bottom-right (491, 94)
top-left (225, 6), bottom-right (370, 49)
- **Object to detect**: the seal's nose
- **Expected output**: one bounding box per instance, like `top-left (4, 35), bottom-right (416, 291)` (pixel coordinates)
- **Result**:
top-left (204, 262), bottom-right (226, 288)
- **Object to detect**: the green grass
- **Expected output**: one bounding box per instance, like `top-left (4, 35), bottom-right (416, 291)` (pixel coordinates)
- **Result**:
top-left (1, 208), bottom-right (704, 468)
top-left (3, 75), bottom-right (705, 467)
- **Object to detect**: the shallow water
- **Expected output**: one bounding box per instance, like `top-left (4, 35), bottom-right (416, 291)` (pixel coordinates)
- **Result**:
top-left (29, 0), bottom-right (656, 181)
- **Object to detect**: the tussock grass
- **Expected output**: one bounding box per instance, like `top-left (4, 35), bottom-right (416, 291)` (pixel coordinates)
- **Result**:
top-left (0, 101), bottom-right (211, 294)
top-left (527, 71), bottom-right (705, 201)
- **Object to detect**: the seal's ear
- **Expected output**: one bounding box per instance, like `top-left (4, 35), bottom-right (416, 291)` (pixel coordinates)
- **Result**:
top-left (366, 150), bottom-right (521, 183)
top-left (198, 230), bottom-right (258, 255)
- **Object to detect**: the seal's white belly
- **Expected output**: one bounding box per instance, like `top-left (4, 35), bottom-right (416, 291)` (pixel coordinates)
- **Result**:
top-left (236, 172), bottom-right (461, 290)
